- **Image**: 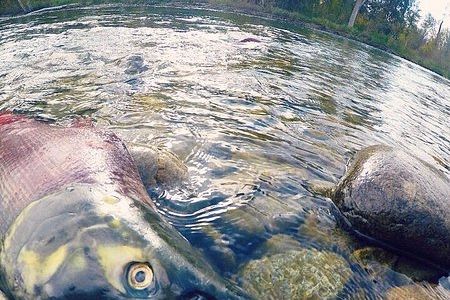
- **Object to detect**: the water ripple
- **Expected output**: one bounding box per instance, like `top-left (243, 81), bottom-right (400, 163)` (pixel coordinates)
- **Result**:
top-left (1, 5), bottom-right (449, 297)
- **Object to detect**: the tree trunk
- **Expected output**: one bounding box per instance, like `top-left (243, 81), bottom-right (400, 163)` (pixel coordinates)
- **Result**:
top-left (436, 20), bottom-right (444, 43)
top-left (348, 0), bottom-right (366, 28)
top-left (16, 0), bottom-right (27, 12)
top-left (16, 0), bottom-right (31, 13)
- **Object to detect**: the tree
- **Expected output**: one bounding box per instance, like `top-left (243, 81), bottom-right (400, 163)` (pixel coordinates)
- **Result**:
top-left (436, 20), bottom-right (444, 43)
top-left (348, 0), bottom-right (367, 27)
top-left (422, 13), bottom-right (437, 38)
top-left (404, 1), bottom-right (420, 28)
top-left (16, 0), bottom-right (31, 13)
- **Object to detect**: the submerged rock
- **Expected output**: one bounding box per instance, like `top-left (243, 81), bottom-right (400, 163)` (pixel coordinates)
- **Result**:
top-left (351, 246), bottom-right (443, 283)
top-left (332, 145), bottom-right (450, 268)
top-left (298, 212), bottom-right (358, 254)
top-left (351, 247), bottom-right (398, 269)
top-left (128, 144), bottom-right (188, 188)
top-left (239, 37), bottom-right (261, 43)
top-left (386, 284), bottom-right (450, 300)
top-left (200, 224), bottom-right (237, 270)
top-left (124, 54), bottom-right (149, 75)
top-left (308, 179), bottom-right (336, 198)
top-left (239, 235), bottom-right (352, 299)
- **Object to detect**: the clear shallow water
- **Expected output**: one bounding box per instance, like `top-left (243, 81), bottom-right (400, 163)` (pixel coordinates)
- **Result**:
top-left (1, 4), bottom-right (449, 299)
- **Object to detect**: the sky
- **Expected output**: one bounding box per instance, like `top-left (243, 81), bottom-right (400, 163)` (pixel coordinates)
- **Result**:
top-left (417, 0), bottom-right (450, 29)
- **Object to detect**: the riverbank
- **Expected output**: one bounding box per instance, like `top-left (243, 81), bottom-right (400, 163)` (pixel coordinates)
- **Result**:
top-left (0, 0), bottom-right (182, 15)
top-left (1, 0), bottom-right (449, 80)
top-left (202, 0), bottom-right (450, 80)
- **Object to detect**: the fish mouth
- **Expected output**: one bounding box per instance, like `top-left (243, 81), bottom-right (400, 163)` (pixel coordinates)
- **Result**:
top-left (0, 184), bottom-right (247, 299)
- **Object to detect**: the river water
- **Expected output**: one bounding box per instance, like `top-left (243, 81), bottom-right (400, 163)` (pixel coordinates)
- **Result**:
top-left (1, 4), bottom-right (449, 299)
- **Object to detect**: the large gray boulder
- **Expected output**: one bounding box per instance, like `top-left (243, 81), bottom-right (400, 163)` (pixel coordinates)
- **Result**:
top-left (332, 145), bottom-right (450, 268)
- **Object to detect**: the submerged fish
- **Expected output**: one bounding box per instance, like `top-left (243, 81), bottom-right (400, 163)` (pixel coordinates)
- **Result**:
top-left (0, 113), bottom-right (245, 299)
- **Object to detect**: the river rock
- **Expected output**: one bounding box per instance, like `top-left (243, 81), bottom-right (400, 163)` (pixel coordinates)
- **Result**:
top-left (298, 212), bottom-right (358, 254)
top-left (386, 284), bottom-right (450, 300)
top-left (351, 246), bottom-right (443, 283)
top-left (332, 145), bottom-right (450, 268)
top-left (239, 235), bottom-right (352, 299)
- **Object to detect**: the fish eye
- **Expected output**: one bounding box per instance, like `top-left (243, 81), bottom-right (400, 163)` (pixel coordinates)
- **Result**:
top-left (126, 262), bottom-right (154, 290)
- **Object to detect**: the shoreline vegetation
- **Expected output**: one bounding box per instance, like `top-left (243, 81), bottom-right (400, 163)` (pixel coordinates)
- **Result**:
top-left (204, 0), bottom-right (450, 80)
top-left (1, 0), bottom-right (449, 80)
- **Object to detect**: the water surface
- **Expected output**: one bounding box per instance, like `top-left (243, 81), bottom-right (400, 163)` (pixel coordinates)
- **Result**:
top-left (1, 4), bottom-right (449, 299)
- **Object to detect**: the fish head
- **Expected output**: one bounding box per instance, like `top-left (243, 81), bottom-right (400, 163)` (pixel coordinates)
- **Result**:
top-left (0, 185), bottom-right (246, 299)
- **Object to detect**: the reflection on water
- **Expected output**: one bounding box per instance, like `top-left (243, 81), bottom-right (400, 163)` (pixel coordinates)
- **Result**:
top-left (0, 4), bottom-right (449, 299)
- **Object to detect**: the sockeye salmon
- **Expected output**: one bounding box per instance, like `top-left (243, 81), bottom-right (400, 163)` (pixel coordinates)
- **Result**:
top-left (0, 112), bottom-right (246, 300)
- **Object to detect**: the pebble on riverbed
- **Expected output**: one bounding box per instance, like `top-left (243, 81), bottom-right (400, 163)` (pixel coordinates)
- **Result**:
top-left (238, 235), bottom-right (352, 299)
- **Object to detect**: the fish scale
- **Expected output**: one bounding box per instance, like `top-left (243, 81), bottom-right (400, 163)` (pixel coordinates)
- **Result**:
top-left (0, 114), bottom-right (152, 235)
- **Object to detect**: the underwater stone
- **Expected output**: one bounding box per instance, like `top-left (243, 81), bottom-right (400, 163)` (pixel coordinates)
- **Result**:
top-left (239, 236), bottom-right (352, 299)
top-left (220, 206), bottom-right (266, 235)
top-left (200, 224), bottom-right (237, 270)
top-left (351, 247), bottom-right (398, 268)
top-left (385, 284), bottom-right (450, 300)
top-left (394, 258), bottom-right (445, 283)
top-left (351, 246), bottom-right (445, 283)
top-left (298, 212), bottom-right (358, 254)
top-left (128, 145), bottom-right (188, 188)
top-left (350, 246), bottom-right (413, 291)
top-left (260, 234), bottom-right (304, 255)
top-left (308, 179), bottom-right (335, 198)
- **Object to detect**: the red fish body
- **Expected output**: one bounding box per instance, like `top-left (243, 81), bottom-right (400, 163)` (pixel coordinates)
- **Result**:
top-left (0, 113), bottom-right (151, 235)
